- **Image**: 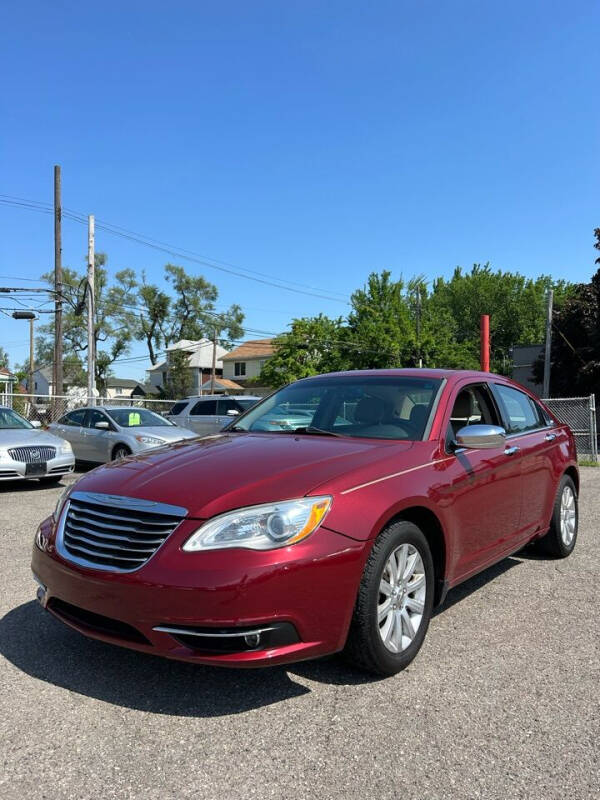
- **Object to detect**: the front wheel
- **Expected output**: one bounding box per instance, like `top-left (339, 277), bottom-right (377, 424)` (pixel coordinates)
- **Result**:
top-left (112, 445), bottom-right (131, 461)
top-left (344, 521), bottom-right (434, 676)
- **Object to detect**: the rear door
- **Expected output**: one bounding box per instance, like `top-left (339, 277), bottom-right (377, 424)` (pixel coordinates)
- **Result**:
top-left (187, 399), bottom-right (218, 436)
top-left (490, 382), bottom-right (557, 537)
top-left (441, 381), bottom-right (524, 580)
top-left (52, 409), bottom-right (87, 455)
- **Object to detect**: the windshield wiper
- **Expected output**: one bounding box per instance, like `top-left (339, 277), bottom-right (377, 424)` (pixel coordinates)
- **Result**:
top-left (302, 426), bottom-right (346, 437)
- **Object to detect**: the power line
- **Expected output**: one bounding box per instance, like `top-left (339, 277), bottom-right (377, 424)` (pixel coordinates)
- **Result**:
top-left (0, 194), bottom-right (350, 304)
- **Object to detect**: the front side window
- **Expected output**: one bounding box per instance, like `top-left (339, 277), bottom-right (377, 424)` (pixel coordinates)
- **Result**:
top-left (63, 409), bottom-right (86, 427)
top-left (446, 384), bottom-right (500, 446)
top-left (493, 384), bottom-right (544, 434)
top-left (228, 376), bottom-right (442, 440)
top-left (169, 401), bottom-right (188, 416)
top-left (85, 409), bottom-right (110, 429)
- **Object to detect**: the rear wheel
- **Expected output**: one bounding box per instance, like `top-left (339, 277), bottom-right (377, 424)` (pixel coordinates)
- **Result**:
top-left (535, 475), bottom-right (578, 558)
top-left (112, 445), bottom-right (131, 461)
top-left (344, 521), bottom-right (434, 676)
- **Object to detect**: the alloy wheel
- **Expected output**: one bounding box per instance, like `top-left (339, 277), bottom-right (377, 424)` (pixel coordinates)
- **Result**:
top-left (560, 485), bottom-right (576, 546)
top-left (378, 543), bottom-right (426, 653)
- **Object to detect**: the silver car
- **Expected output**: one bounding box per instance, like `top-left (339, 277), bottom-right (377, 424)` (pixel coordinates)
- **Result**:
top-left (166, 395), bottom-right (261, 436)
top-left (48, 406), bottom-right (197, 463)
top-left (0, 406), bottom-right (75, 483)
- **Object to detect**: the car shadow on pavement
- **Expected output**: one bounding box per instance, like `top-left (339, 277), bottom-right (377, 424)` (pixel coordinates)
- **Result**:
top-left (0, 556), bottom-right (530, 709)
top-left (431, 555), bottom-right (522, 617)
top-left (0, 601), bottom-right (311, 716)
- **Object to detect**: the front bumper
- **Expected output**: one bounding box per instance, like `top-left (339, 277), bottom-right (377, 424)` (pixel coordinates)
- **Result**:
top-left (0, 451), bottom-right (75, 481)
top-left (32, 515), bottom-right (369, 667)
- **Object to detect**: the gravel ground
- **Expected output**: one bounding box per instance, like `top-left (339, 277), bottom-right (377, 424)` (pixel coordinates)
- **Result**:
top-left (1, 468), bottom-right (599, 800)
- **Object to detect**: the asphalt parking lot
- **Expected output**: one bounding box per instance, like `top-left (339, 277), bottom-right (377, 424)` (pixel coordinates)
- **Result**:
top-left (1, 468), bottom-right (599, 800)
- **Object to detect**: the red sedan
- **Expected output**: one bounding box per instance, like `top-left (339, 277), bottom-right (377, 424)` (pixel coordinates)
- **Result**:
top-left (31, 370), bottom-right (579, 676)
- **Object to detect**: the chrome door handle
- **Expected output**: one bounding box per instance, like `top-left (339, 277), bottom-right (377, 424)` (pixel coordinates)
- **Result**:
top-left (504, 446), bottom-right (520, 456)
top-left (545, 433), bottom-right (556, 442)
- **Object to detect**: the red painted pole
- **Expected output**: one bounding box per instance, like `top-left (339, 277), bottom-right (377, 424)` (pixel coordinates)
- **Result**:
top-left (480, 314), bottom-right (490, 372)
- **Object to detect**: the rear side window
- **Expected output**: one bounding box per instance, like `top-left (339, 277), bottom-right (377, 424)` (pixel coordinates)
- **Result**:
top-left (493, 384), bottom-right (544, 433)
top-left (169, 401), bottom-right (188, 416)
top-left (191, 400), bottom-right (217, 416)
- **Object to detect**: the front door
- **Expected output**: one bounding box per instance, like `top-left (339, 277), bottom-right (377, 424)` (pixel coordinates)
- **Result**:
top-left (440, 381), bottom-right (524, 581)
top-left (81, 409), bottom-right (112, 462)
top-left (187, 399), bottom-right (219, 436)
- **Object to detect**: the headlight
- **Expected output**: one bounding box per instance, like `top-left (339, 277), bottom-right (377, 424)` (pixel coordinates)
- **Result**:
top-left (182, 496), bottom-right (332, 552)
top-left (53, 486), bottom-right (71, 522)
top-left (135, 435), bottom-right (165, 446)
top-left (59, 440), bottom-right (73, 454)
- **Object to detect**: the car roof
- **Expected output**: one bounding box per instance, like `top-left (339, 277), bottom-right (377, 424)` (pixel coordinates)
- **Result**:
top-left (296, 368), bottom-right (508, 383)
top-left (182, 395), bottom-right (260, 401)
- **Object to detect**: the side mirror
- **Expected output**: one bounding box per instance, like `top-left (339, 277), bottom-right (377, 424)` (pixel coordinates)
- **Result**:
top-left (31, 420), bottom-right (42, 429)
top-left (95, 421), bottom-right (110, 430)
top-left (226, 409), bottom-right (240, 416)
top-left (454, 424), bottom-right (506, 450)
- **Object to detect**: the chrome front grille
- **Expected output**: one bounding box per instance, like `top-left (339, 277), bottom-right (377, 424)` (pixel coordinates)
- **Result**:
top-left (58, 491), bottom-right (187, 572)
top-left (8, 446), bottom-right (56, 463)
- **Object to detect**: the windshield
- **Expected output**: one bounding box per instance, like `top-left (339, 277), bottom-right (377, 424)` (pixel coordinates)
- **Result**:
top-left (0, 407), bottom-right (33, 430)
top-left (228, 376), bottom-right (442, 440)
top-left (106, 408), bottom-right (174, 428)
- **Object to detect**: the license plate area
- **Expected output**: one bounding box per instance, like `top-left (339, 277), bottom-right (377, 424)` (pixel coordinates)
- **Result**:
top-left (25, 462), bottom-right (47, 477)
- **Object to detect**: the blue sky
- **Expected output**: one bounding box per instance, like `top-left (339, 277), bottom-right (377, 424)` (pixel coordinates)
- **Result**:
top-left (1, 0), bottom-right (598, 379)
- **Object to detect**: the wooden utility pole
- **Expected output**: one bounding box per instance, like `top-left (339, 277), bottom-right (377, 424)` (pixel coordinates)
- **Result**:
top-left (53, 165), bottom-right (63, 398)
top-left (543, 289), bottom-right (553, 398)
top-left (210, 329), bottom-right (217, 393)
top-left (87, 215), bottom-right (96, 404)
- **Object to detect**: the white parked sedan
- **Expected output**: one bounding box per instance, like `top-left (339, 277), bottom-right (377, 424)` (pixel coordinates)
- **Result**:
top-left (0, 406), bottom-right (75, 483)
top-left (48, 406), bottom-right (197, 463)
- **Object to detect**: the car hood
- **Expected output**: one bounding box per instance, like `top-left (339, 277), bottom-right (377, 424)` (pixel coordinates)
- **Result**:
top-left (69, 432), bottom-right (414, 518)
top-left (127, 426), bottom-right (197, 442)
top-left (0, 428), bottom-right (68, 449)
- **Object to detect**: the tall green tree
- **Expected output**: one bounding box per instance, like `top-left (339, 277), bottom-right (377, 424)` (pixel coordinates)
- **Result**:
top-left (258, 315), bottom-right (348, 388)
top-left (430, 264), bottom-right (572, 373)
top-left (347, 271), bottom-right (415, 369)
top-left (132, 264), bottom-right (245, 365)
top-left (533, 268), bottom-right (600, 396)
top-left (0, 346), bottom-right (9, 369)
top-left (39, 254), bottom-right (138, 392)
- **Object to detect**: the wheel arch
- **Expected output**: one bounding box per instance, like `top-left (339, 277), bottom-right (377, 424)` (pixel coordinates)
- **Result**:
top-left (383, 506), bottom-right (448, 607)
top-left (111, 442), bottom-right (132, 459)
top-left (564, 465), bottom-right (579, 495)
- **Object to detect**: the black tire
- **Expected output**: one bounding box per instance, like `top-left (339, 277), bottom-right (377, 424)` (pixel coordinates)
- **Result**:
top-left (112, 445), bottom-right (131, 461)
top-left (38, 475), bottom-right (62, 485)
top-left (343, 520), bottom-right (435, 676)
top-left (534, 474), bottom-right (578, 559)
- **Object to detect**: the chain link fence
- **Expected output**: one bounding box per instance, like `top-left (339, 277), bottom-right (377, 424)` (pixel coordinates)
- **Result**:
top-left (0, 392), bottom-right (178, 426)
top-left (2, 389), bottom-right (597, 462)
top-left (542, 395), bottom-right (598, 461)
